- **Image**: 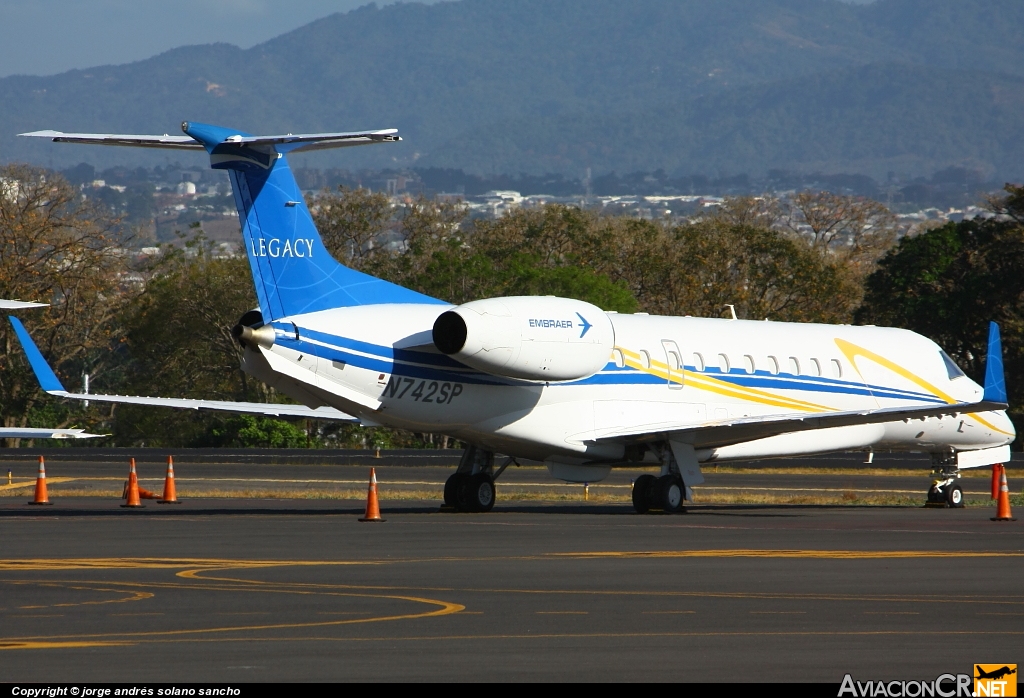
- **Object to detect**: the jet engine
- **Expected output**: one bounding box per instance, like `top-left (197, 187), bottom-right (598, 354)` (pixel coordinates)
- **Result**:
top-left (432, 296), bottom-right (615, 381)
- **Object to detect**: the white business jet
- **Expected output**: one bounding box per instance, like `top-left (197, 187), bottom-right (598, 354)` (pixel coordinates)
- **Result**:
top-left (13, 123), bottom-right (1014, 512)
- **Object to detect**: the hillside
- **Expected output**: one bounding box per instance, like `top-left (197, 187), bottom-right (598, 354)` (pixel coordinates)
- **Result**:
top-left (1, 0), bottom-right (1022, 179)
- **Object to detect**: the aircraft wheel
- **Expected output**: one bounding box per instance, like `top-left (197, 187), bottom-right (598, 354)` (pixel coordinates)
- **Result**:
top-left (444, 473), bottom-right (467, 507)
top-left (926, 485), bottom-right (942, 504)
top-left (459, 473), bottom-right (495, 512)
top-left (945, 482), bottom-right (964, 508)
top-left (632, 474), bottom-right (655, 514)
top-left (655, 475), bottom-right (685, 513)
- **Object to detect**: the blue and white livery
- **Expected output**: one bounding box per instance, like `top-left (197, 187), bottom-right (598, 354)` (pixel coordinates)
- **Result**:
top-left (14, 123), bottom-right (1015, 512)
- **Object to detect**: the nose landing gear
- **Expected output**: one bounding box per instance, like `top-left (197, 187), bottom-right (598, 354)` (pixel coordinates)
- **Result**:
top-left (926, 452), bottom-right (965, 509)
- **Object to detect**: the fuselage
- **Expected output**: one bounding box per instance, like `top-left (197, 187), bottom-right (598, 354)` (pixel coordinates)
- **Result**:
top-left (241, 304), bottom-right (1015, 468)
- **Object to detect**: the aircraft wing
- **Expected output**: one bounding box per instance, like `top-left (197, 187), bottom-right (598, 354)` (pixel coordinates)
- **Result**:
top-left (8, 317), bottom-right (357, 423)
top-left (19, 129), bottom-right (399, 153)
top-left (19, 130), bottom-right (204, 150)
top-left (0, 428), bottom-right (103, 439)
top-left (596, 400), bottom-right (1008, 450)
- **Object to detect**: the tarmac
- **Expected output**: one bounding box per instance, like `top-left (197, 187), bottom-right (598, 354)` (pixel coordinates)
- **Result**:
top-left (0, 451), bottom-right (1021, 682)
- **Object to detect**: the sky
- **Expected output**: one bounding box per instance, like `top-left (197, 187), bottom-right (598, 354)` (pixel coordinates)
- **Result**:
top-left (0, 0), bottom-right (874, 79)
top-left (0, 0), bottom-right (439, 78)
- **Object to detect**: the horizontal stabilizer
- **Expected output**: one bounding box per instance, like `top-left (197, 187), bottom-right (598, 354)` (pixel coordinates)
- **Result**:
top-left (8, 316), bottom-right (357, 422)
top-left (19, 128), bottom-right (400, 153)
top-left (0, 428), bottom-right (103, 439)
top-left (0, 299), bottom-right (48, 309)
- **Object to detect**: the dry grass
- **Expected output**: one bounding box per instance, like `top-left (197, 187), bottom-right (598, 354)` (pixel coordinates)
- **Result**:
top-left (6, 484), bottom-right (1020, 508)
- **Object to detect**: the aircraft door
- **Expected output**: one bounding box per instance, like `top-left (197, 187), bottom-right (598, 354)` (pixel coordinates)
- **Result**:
top-left (661, 340), bottom-right (683, 390)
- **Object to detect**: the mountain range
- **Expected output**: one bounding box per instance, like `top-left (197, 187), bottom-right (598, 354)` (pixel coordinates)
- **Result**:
top-left (2, 0), bottom-right (1022, 180)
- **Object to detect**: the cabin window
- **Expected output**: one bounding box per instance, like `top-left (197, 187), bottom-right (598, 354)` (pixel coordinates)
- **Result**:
top-left (718, 353), bottom-right (731, 373)
top-left (612, 349), bottom-right (625, 369)
top-left (692, 352), bottom-right (705, 371)
top-left (767, 356), bottom-right (779, 375)
top-left (810, 358), bottom-right (822, 377)
top-left (788, 357), bottom-right (800, 375)
top-left (743, 355), bottom-right (755, 374)
top-left (668, 351), bottom-right (681, 370)
top-left (640, 350), bottom-right (651, 369)
top-left (831, 359), bottom-right (843, 378)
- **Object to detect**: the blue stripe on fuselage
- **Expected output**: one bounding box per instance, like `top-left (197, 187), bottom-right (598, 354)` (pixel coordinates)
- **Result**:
top-left (276, 325), bottom-right (949, 402)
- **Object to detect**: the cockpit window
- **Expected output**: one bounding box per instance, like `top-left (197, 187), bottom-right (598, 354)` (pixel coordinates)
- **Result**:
top-left (940, 350), bottom-right (966, 380)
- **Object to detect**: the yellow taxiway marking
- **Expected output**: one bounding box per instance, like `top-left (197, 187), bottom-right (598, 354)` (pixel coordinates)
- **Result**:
top-left (551, 550), bottom-right (1024, 560)
top-left (4, 582), bottom-right (153, 610)
top-left (0, 559), bottom-right (464, 650)
top-left (7, 629), bottom-right (1024, 650)
top-left (0, 477), bottom-right (75, 491)
top-left (0, 641), bottom-right (133, 650)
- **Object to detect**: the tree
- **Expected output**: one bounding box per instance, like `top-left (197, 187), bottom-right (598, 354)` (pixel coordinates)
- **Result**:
top-left (111, 230), bottom-right (264, 446)
top-left (310, 186), bottom-right (393, 265)
top-left (0, 164), bottom-right (129, 445)
top-left (779, 190), bottom-right (898, 274)
top-left (638, 219), bottom-right (861, 323)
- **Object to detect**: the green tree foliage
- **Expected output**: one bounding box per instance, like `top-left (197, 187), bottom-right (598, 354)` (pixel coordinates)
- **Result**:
top-left (110, 230), bottom-right (266, 446)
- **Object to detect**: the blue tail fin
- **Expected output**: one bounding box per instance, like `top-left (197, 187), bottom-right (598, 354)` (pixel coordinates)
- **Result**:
top-left (983, 321), bottom-right (1007, 403)
top-left (183, 122), bottom-right (444, 321)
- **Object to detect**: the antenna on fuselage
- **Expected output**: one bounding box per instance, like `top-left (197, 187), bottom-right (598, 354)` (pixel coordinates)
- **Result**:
top-left (724, 304), bottom-right (738, 321)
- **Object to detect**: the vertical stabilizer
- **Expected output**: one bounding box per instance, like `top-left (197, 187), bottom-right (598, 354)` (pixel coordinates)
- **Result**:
top-left (181, 121), bottom-right (443, 321)
top-left (984, 321), bottom-right (1007, 404)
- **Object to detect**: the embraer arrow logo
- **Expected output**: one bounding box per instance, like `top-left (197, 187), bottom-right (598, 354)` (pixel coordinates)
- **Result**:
top-left (576, 313), bottom-right (592, 338)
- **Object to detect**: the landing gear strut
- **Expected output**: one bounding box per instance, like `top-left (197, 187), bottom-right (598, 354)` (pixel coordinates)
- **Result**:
top-left (443, 445), bottom-right (511, 512)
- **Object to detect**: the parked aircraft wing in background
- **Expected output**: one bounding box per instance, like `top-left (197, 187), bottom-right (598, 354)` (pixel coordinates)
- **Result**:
top-left (8, 317), bottom-right (357, 423)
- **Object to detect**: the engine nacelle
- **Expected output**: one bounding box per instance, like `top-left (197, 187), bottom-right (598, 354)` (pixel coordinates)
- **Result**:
top-left (432, 296), bottom-right (615, 382)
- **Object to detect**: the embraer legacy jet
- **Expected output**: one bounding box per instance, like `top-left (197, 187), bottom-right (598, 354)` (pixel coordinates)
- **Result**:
top-left (12, 123), bottom-right (1015, 513)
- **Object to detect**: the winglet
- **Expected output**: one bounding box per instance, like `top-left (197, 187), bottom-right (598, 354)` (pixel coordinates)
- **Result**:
top-left (983, 321), bottom-right (1007, 404)
top-left (7, 317), bottom-right (67, 393)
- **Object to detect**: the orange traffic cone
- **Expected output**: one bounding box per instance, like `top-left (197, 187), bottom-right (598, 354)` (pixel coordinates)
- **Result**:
top-left (991, 464), bottom-right (1001, 500)
top-left (158, 455), bottom-right (180, 504)
top-left (27, 455), bottom-right (52, 505)
top-left (359, 467), bottom-right (385, 522)
top-left (121, 458), bottom-right (144, 508)
top-left (991, 464), bottom-right (1016, 522)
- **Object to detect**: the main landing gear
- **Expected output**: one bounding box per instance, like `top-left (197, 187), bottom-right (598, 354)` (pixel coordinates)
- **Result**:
top-left (632, 473), bottom-right (685, 514)
top-left (926, 451), bottom-right (965, 509)
top-left (632, 443), bottom-right (692, 514)
top-left (443, 445), bottom-right (513, 513)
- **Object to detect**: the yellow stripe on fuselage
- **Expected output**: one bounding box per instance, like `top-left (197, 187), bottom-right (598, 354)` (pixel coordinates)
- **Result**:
top-left (834, 338), bottom-right (1011, 436)
top-left (616, 347), bottom-right (833, 414)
